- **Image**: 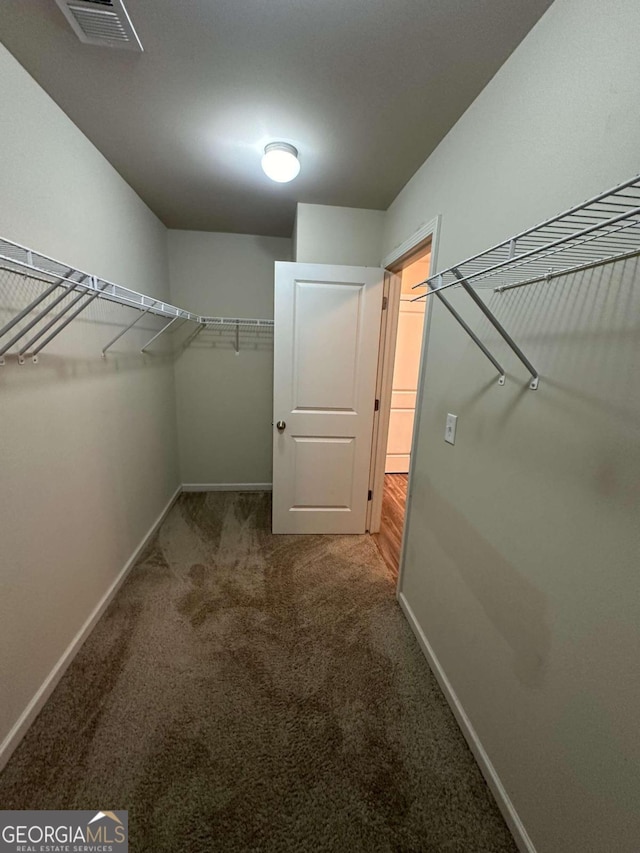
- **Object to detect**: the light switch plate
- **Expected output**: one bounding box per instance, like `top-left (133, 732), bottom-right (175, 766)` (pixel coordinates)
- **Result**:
top-left (445, 413), bottom-right (457, 445)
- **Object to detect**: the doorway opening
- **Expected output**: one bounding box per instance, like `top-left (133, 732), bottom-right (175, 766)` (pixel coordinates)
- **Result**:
top-left (368, 239), bottom-right (432, 576)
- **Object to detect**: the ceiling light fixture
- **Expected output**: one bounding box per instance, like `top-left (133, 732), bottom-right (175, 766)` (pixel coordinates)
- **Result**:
top-left (261, 142), bottom-right (300, 183)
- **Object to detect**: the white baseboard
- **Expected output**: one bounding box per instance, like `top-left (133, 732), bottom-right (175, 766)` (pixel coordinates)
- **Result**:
top-left (0, 483), bottom-right (183, 773)
top-left (182, 483), bottom-right (272, 492)
top-left (397, 591), bottom-right (536, 853)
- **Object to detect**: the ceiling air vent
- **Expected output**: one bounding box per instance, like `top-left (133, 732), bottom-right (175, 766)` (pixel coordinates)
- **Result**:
top-left (54, 0), bottom-right (143, 51)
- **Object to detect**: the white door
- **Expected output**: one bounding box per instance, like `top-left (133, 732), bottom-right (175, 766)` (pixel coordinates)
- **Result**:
top-left (272, 262), bottom-right (384, 534)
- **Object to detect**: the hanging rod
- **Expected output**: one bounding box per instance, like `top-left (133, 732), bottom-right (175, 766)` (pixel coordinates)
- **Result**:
top-left (200, 317), bottom-right (274, 328)
top-left (410, 173), bottom-right (640, 390)
top-left (494, 246), bottom-right (640, 293)
top-left (199, 317), bottom-right (275, 355)
top-left (0, 236), bottom-right (273, 363)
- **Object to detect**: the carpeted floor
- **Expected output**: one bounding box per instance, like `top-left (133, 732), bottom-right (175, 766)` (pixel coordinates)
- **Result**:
top-left (0, 492), bottom-right (517, 852)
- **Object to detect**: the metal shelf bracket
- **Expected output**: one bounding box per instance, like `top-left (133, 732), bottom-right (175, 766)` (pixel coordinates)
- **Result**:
top-left (102, 298), bottom-right (158, 356)
top-left (141, 316), bottom-right (184, 353)
top-left (452, 268), bottom-right (539, 389)
top-left (433, 284), bottom-right (507, 387)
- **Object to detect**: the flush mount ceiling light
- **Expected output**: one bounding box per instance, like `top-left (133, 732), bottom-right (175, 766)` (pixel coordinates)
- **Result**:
top-left (261, 142), bottom-right (300, 183)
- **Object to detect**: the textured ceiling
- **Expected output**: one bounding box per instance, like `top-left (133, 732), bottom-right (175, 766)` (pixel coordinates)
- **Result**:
top-left (0, 0), bottom-right (553, 236)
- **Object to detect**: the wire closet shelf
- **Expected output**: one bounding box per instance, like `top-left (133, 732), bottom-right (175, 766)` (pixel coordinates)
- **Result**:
top-left (410, 174), bottom-right (640, 390)
top-left (0, 237), bottom-right (274, 364)
top-left (414, 175), bottom-right (640, 295)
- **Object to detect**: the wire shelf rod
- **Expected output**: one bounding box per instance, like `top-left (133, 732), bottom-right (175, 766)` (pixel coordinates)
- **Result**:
top-left (518, 222), bottom-right (636, 238)
top-left (411, 175), bottom-right (640, 290)
top-left (201, 317), bottom-right (274, 327)
top-left (413, 205), bottom-right (640, 295)
top-left (495, 247), bottom-right (640, 293)
top-left (0, 250), bottom-right (199, 323)
top-left (0, 242), bottom-right (274, 333)
top-left (410, 176), bottom-right (640, 292)
top-left (411, 244), bottom-right (639, 306)
top-left (483, 238), bottom-right (637, 283)
top-left (407, 175), bottom-right (640, 391)
top-left (474, 218), bottom-right (640, 287)
top-left (0, 265), bottom-right (63, 286)
top-left (521, 228), bottom-right (637, 248)
top-left (419, 235), bottom-right (640, 283)
top-left (0, 255), bottom-right (99, 289)
top-left (0, 235), bottom-right (278, 361)
top-left (442, 211), bottom-right (638, 284)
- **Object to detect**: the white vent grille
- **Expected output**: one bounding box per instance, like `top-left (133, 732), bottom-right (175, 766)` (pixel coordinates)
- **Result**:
top-left (54, 0), bottom-right (143, 51)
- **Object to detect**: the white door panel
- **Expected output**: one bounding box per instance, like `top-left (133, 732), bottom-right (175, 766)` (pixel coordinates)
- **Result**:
top-left (292, 436), bottom-right (355, 508)
top-left (273, 262), bottom-right (383, 534)
top-left (292, 281), bottom-right (362, 411)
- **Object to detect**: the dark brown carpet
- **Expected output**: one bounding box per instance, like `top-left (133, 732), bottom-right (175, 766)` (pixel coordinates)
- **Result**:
top-left (0, 492), bottom-right (517, 852)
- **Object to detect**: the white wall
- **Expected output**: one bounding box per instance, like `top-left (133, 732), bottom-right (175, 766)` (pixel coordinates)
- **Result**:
top-left (295, 203), bottom-right (384, 266)
top-left (385, 2), bottom-right (640, 851)
top-left (167, 230), bottom-right (292, 486)
top-left (385, 253), bottom-right (429, 472)
top-left (0, 46), bottom-right (180, 761)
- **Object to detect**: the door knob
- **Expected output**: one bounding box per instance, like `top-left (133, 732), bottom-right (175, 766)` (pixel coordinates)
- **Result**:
top-left (276, 420), bottom-right (286, 432)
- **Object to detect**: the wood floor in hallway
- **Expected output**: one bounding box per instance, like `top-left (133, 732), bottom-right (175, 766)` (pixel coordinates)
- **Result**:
top-left (373, 473), bottom-right (408, 577)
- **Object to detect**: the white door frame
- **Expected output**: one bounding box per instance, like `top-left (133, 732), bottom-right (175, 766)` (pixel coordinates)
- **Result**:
top-left (366, 270), bottom-right (401, 533)
top-left (367, 216), bottom-right (441, 582)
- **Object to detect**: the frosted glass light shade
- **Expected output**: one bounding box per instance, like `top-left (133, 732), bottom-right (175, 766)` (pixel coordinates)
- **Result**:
top-left (261, 142), bottom-right (300, 183)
